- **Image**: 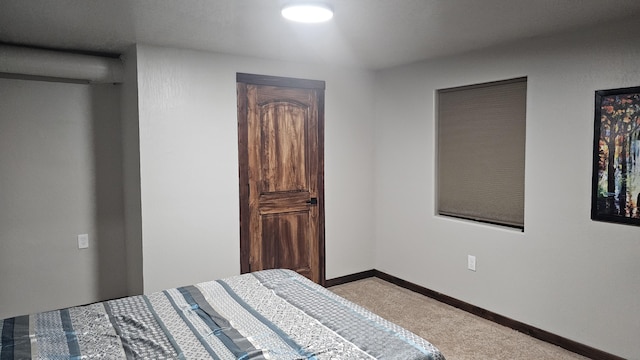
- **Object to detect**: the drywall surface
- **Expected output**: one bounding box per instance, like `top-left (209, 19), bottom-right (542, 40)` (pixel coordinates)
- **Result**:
top-left (0, 78), bottom-right (127, 319)
top-left (120, 46), bottom-right (144, 295)
top-left (373, 20), bottom-right (640, 359)
top-left (136, 45), bottom-right (376, 292)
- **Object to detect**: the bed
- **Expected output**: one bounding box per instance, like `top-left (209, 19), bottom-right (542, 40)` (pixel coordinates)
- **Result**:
top-left (1, 269), bottom-right (445, 359)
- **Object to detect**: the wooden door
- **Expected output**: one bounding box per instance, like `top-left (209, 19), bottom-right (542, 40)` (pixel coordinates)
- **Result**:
top-left (237, 73), bottom-right (325, 285)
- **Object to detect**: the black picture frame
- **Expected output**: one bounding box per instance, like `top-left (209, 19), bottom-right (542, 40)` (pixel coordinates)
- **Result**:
top-left (591, 86), bottom-right (640, 226)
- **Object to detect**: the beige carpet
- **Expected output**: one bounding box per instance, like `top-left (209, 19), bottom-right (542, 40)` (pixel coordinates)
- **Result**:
top-left (330, 277), bottom-right (589, 360)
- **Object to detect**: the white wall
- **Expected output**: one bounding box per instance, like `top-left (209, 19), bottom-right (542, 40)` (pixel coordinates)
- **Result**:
top-left (0, 78), bottom-right (128, 318)
top-left (373, 20), bottom-right (640, 359)
top-left (121, 46), bottom-right (144, 295)
top-left (135, 45), bottom-right (376, 293)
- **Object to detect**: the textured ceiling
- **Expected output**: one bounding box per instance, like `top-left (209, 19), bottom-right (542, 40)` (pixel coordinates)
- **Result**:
top-left (1, 0), bottom-right (640, 69)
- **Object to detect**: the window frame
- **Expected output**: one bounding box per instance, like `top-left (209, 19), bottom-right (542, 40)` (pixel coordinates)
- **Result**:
top-left (436, 77), bottom-right (527, 230)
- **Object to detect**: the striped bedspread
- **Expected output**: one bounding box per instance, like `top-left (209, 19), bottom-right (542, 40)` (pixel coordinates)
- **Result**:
top-left (1, 269), bottom-right (445, 359)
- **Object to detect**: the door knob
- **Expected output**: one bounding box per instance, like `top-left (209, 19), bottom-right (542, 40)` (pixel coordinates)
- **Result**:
top-left (306, 198), bottom-right (318, 205)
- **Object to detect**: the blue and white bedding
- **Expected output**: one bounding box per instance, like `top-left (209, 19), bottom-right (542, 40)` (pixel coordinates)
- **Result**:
top-left (1, 269), bottom-right (445, 359)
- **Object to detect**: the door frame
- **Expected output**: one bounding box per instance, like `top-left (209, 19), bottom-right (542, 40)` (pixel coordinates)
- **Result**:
top-left (236, 72), bottom-right (326, 285)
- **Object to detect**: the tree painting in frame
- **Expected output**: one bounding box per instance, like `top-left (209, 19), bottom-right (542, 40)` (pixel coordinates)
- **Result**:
top-left (592, 86), bottom-right (640, 226)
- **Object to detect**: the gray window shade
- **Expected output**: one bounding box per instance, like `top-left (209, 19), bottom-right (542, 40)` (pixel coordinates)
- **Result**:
top-left (437, 77), bottom-right (526, 228)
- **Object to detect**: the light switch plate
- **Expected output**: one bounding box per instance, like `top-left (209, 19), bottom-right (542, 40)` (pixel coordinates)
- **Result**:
top-left (78, 234), bottom-right (89, 249)
top-left (467, 255), bottom-right (476, 271)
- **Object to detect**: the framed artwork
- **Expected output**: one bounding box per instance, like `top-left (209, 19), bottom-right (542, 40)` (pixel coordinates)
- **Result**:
top-left (591, 86), bottom-right (640, 226)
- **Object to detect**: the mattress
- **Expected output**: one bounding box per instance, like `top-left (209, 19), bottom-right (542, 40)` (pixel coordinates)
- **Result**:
top-left (0, 269), bottom-right (445, 359)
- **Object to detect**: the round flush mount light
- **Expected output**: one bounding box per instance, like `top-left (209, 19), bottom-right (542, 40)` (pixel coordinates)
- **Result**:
top-left (281, 3), bottom-right (333, 23)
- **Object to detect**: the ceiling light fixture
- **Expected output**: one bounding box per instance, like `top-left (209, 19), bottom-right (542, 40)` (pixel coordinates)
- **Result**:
top-left (281, 3), bottom-right (333, 23)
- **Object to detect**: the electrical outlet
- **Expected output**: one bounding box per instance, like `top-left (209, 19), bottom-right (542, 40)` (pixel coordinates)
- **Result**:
top-left (78, 234), bottom-right (89, 249)
top-left (467, 255), bottom-right (476, 271)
